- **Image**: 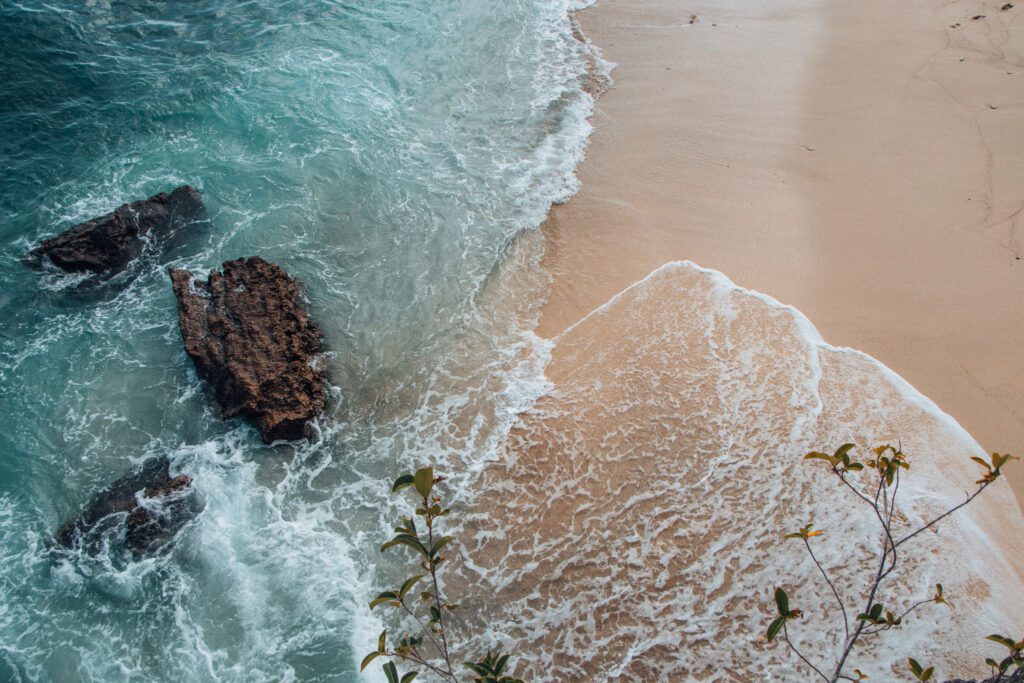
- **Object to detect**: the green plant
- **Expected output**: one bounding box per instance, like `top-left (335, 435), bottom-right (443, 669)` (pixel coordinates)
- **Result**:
top-left (981, 633), bottom-right (1024, 681)
top-left (905, 632), bottom-right (1024, 683)
top-left (765, 444), bottom-right (1017, 682)
top-left (362, 466), bottom-right (523, 683)
top-left (907, 657), bottom-right (934, 681)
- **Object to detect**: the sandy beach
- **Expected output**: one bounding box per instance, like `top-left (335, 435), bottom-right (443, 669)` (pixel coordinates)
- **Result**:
top-left (541, 0), bottom-right (1024, 501)
top-left (461, 0), bottom-right (1024, 679)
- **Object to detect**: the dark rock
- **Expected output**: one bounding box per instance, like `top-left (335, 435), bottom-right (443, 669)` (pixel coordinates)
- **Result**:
top-left (55, 456), bottom-right (199, 556)
top-left (31, 185), bottom-right (205, 275)
top-left (169, 256), bottom-right (328, 442)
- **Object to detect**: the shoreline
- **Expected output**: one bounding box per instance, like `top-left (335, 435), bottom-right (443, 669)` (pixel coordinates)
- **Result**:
top-left (455, 0), bottom-right (1024, 678)
top-left (542, 0), bottom-right (1024, 506)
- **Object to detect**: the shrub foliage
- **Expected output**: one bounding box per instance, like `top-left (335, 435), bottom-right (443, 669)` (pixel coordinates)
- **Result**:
top-left (766, 444), bottom-right (1019, 682)
top-left (363, 466), bottom-right (523, 683)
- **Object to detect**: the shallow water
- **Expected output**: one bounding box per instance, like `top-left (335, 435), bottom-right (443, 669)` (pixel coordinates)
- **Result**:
top-left (0, 1), bottom-right (594, 680)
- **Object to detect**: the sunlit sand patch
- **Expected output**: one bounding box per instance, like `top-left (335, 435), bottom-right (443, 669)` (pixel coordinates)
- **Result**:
top-left (459, 261), bottom-right (1024, 681)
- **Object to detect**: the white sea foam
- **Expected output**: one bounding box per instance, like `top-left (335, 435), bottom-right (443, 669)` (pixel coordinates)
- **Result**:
top-left (459, 261), bottom-right (1024, 681)
top-left (0, 0), bottom-right (607, 680)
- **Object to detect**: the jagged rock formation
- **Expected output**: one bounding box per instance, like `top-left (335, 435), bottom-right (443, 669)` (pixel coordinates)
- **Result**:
top-left (55, 456), bottom-right (199, 556)
top-left (31, 185), bottom-right (204, 275)
top-left (169, 256), bottom-right (327, 442)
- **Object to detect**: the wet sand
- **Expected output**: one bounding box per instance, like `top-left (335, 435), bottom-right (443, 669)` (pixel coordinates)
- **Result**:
top-left (540, 0), bottom-right (1024, 502)
top-left (466, 260), bottom-right (1024, 679)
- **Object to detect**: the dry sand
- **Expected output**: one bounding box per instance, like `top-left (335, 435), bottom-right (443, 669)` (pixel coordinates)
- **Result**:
top-left (540, 0), bottom-right (1024, 501)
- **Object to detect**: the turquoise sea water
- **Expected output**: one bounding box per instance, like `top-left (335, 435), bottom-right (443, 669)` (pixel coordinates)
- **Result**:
top-left (0, 2), bottom-right (593, 680)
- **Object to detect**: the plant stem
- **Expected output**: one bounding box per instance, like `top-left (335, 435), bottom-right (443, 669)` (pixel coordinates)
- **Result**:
top-left (783, 622), bottom-right (830, 682)
top-left (894, 482), bottom-right (989, 550)
top-left (826, 460), bottom-right (990, 681)
top-left (829, 476), bottom-right (895, 682)
top-left (423, 490), bottom-right (454, 678)
top-left (399, 599), bottom-right (447, 664)
top-left (392, 650), bottom-right (457, 681)
top-left (804, 538), bottom-right (849, 643)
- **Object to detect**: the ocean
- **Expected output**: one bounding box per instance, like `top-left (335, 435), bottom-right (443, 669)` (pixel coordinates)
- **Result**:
top-left (0, 1), bottom-right (595, 680)
top-left (5, 2), bottom-right (1023, 682)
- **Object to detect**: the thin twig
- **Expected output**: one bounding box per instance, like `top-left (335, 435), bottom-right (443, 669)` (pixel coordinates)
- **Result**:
top-left (399, 599), bottom-right (447, 663)
top-left (783, 622), bottom-right (830, 682)
top-left (897, 597), bottom-right (936, 623)
top-left (423, 491), bottom-right (454, 677)
top-left (870, 470), bottom-right (898, 577)
top-left (836, 470), bottom-right (874, 508)
top-left (392, 650), bottom-right (457, 681)
top-left (895, 482), bottom-right (989, 550)
top-left (829, 486), bottom-right (894, 681)
top-left (804, 538), bottom-right (849, 642)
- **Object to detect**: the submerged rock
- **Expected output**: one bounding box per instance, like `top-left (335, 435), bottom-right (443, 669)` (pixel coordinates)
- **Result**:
top-left (169, 256), bottom-right (328, 442)
top-left (55, 456), bottom-right (199, 556)
top-left (31, 185), bottom-right (205, 275)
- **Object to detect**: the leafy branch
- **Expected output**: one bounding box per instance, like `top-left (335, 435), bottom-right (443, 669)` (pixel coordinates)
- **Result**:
top-left (981, 634), bottom-right (1024, 682)
top-left (362, 466), bottom-right (524, 683)
top-left (765, 445), bottom-right (1018, 682)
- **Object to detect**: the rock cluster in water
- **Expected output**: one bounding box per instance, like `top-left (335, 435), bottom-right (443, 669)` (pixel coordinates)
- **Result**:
top-left (170, 256), bottom-right (328, 443)
top-left (55, 456), bottom-right (200, 556)
top-left (39, 188), bottom-right (330, 556)
top-left (31, 185), bottom-right (204, 275)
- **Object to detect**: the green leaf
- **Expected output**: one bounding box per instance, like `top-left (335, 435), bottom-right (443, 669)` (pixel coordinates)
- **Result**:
top-left (414, 467), bottom-right (434, 499)
top-left (846, 463), bottom-right (865, 471)
top-left (369, 591), bottom-right (400, 609)
top-left (835, 443), bottom-right (856, 463)
top-left (392, 474), bottom-right (415, 492)
top-left (922, 667), bottom-right (933, 681)
top-left (494, 653), bottom-right (510, 674)
top-left (399, 575), bottom-right (424, 599)
top-left (382, 661), bottom-right (399, 683)
top-left (381, 535), bottom-right (429, 557)
top-left (400, 673), bottom-right (417, 683)
top-left (463, 661), bottom-right (490, 677)
top-left (987, 634), bottom-right (1017, 650)
top-left (856, 604), bottom-right (885, 623)
top-left (908, 658), bottom-right (923, 678)
top-left (431, 536), bottom-right (453, 557)
top-left (767, 615), bottom-right (785, 641)
top-left (774, 587), bottom-right (789, 615)
top-left (804, 452), bottom-right (835, 464)
top-left (992, 453), bottom-right (1016, 470)
top-left (360, 652), bottom-right (379, 672)
top-left (378, 630), bottom-right (387, 654)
